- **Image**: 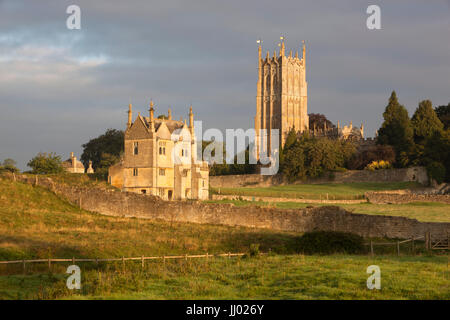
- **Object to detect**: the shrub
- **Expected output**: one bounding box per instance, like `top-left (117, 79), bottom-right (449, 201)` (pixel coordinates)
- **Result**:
top-left (249, 243), bottom-right (260, 257)
top-left (365, 160), bottom-right (392, 171)
top-left (27, 152), bottom-right (63, 174)
top-left (426, 161), bottom-right (446, 184)
top-left (296, 231), bottom-right (364, 254)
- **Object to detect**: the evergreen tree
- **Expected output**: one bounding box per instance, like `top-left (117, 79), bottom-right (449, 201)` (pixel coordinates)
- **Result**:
top-left (434, 103), bottom-right (450, 130)
top-left (411, 100), bottom-right (443, 144)
top-left (376, 91), bottom-right (414, 167)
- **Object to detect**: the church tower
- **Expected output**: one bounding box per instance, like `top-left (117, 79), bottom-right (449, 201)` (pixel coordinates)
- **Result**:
top-left (255, 38), bottom-right (308, 159)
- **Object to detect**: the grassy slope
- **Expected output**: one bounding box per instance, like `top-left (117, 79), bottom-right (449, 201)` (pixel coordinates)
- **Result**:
top-left (205, 199), bottom-right (450, 223)
top-left (0, 177), bottom-right (448, 300)
top-left (0, 178), bottom-right (300, 261)
top-left (211, 182), bottom-right (421, 200)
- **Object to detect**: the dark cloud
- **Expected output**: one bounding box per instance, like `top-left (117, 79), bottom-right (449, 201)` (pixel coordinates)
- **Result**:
top-left (0, 0), bottom-right (449, 170)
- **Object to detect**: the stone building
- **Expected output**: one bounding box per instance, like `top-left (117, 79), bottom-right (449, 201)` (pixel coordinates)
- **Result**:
top-left (108, 101), bottom-right (209, 200)
top-left (255, 39), bottom-right (308, 159)
top-left (310, 120), bottom-right (364, 142)
top-left (62, 152), bottom-right (86, 174)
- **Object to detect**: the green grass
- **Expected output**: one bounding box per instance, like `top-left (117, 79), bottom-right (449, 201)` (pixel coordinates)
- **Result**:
top-left (0, 254), bottom-right (448, 299)
top-left (0, 177), bottom-right (448, 300)
top-left (0, 177), bottom-right (301, 261)
top-left (205, 199), bottom-right (450, 223)
top-left (211, 182), bottom-right (420, 200)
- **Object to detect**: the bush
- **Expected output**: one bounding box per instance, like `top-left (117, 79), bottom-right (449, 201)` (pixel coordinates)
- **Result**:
top-left (296, 231), bottom-right (364, 255)
top-left (426, 161), bottom-right (446, 184)
top-left (249, 243), bottom-right (260, 257)
top-left (27, 152), bottom-right (63, 174)
top-left (364, 160), bottom-right (392, 171)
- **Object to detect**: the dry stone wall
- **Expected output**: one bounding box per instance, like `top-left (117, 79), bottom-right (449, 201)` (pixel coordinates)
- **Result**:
top-left (210, 167), bottom-right (429, 188)
top-left (4, 173), bottom-right (449, 240)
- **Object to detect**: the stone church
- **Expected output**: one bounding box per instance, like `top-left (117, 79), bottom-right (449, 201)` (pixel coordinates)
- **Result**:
top-left (255, 40), bottom-right (309, 159)
top-left (254, 39), bottom-right (364, 158)
top-left (108, 102), bottom-right (209, 200)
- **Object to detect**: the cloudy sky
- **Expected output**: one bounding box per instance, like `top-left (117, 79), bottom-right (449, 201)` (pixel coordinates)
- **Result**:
top-left (0, 0), bottom-right (449, 170)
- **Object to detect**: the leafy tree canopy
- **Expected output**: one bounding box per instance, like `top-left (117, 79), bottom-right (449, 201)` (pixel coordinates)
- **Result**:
top-left (27, 152), bottom-right (63, 174)
top-left (81, 129), bottom-right (124, 170)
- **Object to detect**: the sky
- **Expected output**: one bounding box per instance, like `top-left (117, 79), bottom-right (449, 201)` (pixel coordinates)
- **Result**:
top-left (0, 0), bottom-right (449, 170)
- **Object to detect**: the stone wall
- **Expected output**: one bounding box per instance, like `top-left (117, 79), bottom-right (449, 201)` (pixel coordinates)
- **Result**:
top-left (4, 173), bottom-right (449, 240)
top-left (365, 192), bottom-right (450, 205)
top-left (210, 167), bottom-right (429, 188)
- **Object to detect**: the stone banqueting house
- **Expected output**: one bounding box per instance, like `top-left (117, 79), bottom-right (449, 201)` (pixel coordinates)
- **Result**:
top-left (108, 101), bottom-right (209, 200)
top-left (62, 152), bottom-right (94, 174)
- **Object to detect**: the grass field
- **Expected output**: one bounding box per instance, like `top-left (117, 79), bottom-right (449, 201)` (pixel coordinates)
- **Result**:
top-left (0, 177), bottom-right (448, 300)
top-left (205, 199), bottom-right (450, 223)
top-left (211, 182), bottom-right (421, 200)
top-left (0, 254), bottom-right (448, 299)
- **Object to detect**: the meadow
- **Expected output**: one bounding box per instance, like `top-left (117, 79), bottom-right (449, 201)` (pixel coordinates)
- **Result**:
top-left (1, 254), bottom-right (448, 299)
top-left (0, 177), bottom-right (448, 300)
top-left (210, 182), bottom-right (421, 200)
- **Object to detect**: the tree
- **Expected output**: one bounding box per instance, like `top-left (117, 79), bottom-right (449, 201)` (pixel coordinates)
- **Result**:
top-left (423, 129), bottom-right (450, 182)
top-left (411, 100), bottom-right (443, 144)
top-left (435, 103), bottom-right (450, 130)
top-left (308, 113), bottom-right (335, 130)
top-left (94, 152), bottom-right (121, 179)
top-left (81, 129), bottom-right (124, 170)
top-left (0, 158), bottom-right (20, 173)
top-left (27, 152), bottom-right (63, 174)
top-left (348, 145), bottom-right (396, 170)
top-left (376, 91), bottom-right (414, 167)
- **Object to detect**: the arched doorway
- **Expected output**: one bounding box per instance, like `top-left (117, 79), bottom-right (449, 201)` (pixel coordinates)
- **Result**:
top-left (168, 190), bottom-right (173, 201)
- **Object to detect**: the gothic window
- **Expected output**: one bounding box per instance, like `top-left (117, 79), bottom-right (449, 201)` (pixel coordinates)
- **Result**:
top-left (159, 168), bottom-right (165, 176)
top-left (133, 168), bottom-right (138, 176)
top-left (133, 142), bottom-right (139, 155)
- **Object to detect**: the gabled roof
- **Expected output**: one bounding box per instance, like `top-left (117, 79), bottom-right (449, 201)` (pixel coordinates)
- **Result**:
top-left (142, 117), bottom-right (185, 134)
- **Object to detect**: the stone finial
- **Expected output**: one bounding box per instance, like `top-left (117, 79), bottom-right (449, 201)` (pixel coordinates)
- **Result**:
top-left (127, 103), bottom-right (132, 128)
top-left (189, 105), bottom-right (194, 134)
top-left (168, 107), bottom-right (172, 120)
top-left (70, 152), bottom-right (74, 159)
top-left (87, 160), bottom-right (94, 174)
top-left (302, 40), bottom-right (306, 61)
top-left (280, 37), bottom-right (285, 57)
top-left (266, 50), bottom-right (270, 60)
top-left (149, 100), bottom-right (154, 121)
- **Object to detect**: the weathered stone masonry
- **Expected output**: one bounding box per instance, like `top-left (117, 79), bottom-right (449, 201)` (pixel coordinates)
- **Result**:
top-left (5, 174), bottom-right (449, 240)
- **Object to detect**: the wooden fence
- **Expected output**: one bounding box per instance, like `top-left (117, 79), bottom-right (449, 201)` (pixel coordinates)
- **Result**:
top-left (365, 232), bottom-right (450, 256)
top-left (0, 252), bottom-right (248, 273)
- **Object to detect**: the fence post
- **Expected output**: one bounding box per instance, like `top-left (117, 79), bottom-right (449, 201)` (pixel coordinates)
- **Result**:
top-left (412, 237), bottom-right (415, 253)
top-left (396, 241), bottom-right (400, 256)
top-left (163, 255), bottom-right (166, 268)
top-left (370, 240), bottom-right (374, 256)
top-left (425, 232), bottom-right (429, 251)
top-left (72, 257), bottom-right (75, 265)
top-left (141, 256), bottom-right (144, 269)
top-left (228, 252), bottom-right (231, 259)
top-left (22, 259), bottom-right (26, 274)
top-left (122, 256), bottom-right (125, 269)
top-left (185, 254), bottom-right (188, 261)
top-left (48, 258), bottom-right (51, 271)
